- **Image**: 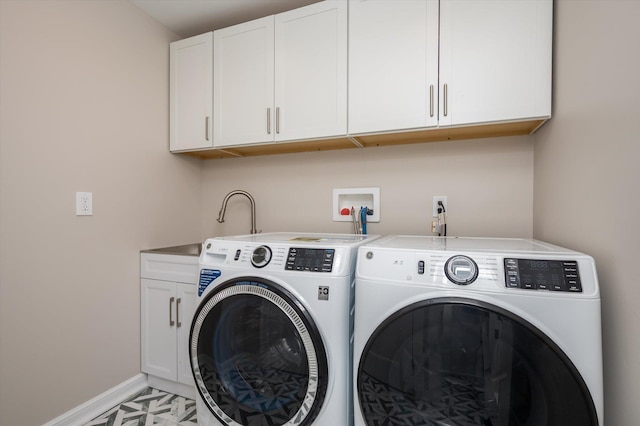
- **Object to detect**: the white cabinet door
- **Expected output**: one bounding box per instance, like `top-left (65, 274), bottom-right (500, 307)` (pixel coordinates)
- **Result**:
top-left (348, 0), bottom-right (439, 134)
top-left (275, 0), bottom-right (347, 141)
top-left (439, 0), bottom-right (552, 126)
top-left (214, 17), bottom-right (275, 147)
top-left (169, 32), bottom-right (213, 151)
top-left (141, 279), bottom-right (177, 381)
top-left (214, 0), bottom-right (347, 147)
top-left (141, 279), bottom-right (197, 385)
top-left (176, 283), bottom-right (197, 386)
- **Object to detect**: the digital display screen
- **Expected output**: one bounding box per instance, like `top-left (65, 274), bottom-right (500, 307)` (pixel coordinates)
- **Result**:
top-left (517, 260), bottom-right (564, 290)
top-left (528, 260), bottom-right (549, 269)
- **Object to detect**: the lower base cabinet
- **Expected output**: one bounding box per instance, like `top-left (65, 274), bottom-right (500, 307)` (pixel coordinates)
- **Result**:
top-left (140, 251), bottom-right (198, 398)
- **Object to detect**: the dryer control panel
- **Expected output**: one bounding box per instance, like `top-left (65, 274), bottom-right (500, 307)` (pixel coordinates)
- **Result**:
top-left (504, 259), bottom-right (582, 292)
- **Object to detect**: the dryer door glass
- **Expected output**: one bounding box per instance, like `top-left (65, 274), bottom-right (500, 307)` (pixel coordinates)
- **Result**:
top-left (357, 298), bottom-right (598, 426)
top-left (190, 279), bottom-right (328, 426)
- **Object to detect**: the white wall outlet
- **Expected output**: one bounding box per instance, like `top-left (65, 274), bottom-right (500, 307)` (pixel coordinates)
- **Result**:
top-left (76, 192), bottom-right (93, 216)
top-left (433, 195), bottom-right (447, 217)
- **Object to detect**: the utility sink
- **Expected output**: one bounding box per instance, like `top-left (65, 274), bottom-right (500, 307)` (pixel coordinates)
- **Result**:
top-left (141, 243), bottom-right (202, 257)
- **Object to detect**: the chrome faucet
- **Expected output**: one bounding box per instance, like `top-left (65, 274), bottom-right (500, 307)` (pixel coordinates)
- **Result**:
top-left (217, 190), bottom-right (258, 234)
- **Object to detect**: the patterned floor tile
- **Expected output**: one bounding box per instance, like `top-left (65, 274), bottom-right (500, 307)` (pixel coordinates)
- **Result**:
top-left (85, 387), bottom-right (198, 426)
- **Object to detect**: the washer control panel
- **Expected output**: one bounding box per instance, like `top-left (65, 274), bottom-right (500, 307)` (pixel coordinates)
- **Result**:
top-left (504, 259), bottom-right (582, 292)
top-left (286, 248), bottom-right (335, 272)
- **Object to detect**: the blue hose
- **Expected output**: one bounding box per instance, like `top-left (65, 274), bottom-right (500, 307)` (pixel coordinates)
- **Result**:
top-left (361, 207), bottom-right (367, 235)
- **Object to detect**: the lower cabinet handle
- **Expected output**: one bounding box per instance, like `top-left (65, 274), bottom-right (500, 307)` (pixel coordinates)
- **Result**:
top-left (176, 298), bottom-right (182, 328)
top-left (169, 297), bottom-right (175, 327)
top-left (205, 116), bottom-right (210, 141)
top-left (276, 107), bottom-right (280, 134)
top-left (443, 83), bottom-right (448, 117)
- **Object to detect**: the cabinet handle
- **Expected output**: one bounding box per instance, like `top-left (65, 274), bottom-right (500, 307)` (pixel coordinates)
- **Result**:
top-left (429, 84), bottom-right (434, 117)
top-left (267, 108), bottom-right (271, 134)
top-left (169, 297), bottom-right (175, 327)
top-left (205, 116), bottom-right (210, 141)
top-left (276, 107), bottom-right (280, 134)
top-left (176, 297), bottom-right (182, 328)
top-left (443, 83), bottom-right (448, 117)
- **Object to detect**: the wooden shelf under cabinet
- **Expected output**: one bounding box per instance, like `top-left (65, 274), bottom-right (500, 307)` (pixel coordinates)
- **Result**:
top-left (177, 119), bottom-right (547, 160)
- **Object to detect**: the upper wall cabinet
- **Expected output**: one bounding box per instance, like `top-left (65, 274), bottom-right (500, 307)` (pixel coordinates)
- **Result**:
top-left (169, 32), bottom-right (213, 152)
top-left (348, 0), bottom-right (552, 135)
top-left (170, 0), bottom-right (553, 159)
top-left (214, 0), bottom-right (347, 148)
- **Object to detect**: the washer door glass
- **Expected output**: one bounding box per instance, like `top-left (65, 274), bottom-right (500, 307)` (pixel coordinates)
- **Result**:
top-left (357, 298), bottom-right (598, 426)
top-left (190, 278), bottom-right (328, 426)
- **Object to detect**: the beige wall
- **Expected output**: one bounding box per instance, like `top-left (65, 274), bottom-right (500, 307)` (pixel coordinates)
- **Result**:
top-left (534, 0), bottom-right (640, 424)
top-left (201, 136), bottom-right (535, 238)
top-left (0, 1), bottom-right (202, 425)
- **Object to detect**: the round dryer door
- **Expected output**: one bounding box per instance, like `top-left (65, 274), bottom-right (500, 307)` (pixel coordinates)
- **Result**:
top-left (357, 298), bottom-right (599, 426)
top-left (190, 278), bottom-right (328, 426)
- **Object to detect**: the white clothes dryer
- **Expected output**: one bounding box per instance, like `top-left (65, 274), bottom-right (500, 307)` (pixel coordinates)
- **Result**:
top-left (353, 236), bottom-right (603, 426)
top-left (191, 232), bottom-right (379, 426)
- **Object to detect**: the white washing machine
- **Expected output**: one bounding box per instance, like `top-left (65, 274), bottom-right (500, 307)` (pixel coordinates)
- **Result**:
top-left (353, 235), bottom-right (603, 426)
top-left (191, 232), bottom-right (380, 426)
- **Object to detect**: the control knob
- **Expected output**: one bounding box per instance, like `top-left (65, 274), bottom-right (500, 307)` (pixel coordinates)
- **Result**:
top-left (251, 245), bottom-right (272, 268)
top-left (445, 255), bottom-right (478, 285)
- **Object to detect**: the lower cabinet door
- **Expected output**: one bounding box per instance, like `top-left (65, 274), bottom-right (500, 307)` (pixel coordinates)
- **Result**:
top-left (141, 279), bottom-right (177, 381)
top-left (176, 283), bottom-right (197, 386)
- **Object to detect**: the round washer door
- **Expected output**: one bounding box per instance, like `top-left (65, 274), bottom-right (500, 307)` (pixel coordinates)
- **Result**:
top-left (190, 277), bottom-right (328, 426)
top-left (357, 298), bottom-right (598, 426)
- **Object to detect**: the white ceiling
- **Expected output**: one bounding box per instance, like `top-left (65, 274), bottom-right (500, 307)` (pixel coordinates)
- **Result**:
top-left (130, 0), bottom-right (322, 38)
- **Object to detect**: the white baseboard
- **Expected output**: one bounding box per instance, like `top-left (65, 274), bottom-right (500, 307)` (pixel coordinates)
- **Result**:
top-left (147, 375), bottom-right (196, 400)
top-left (42, 373), bottom-right (148, 426)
